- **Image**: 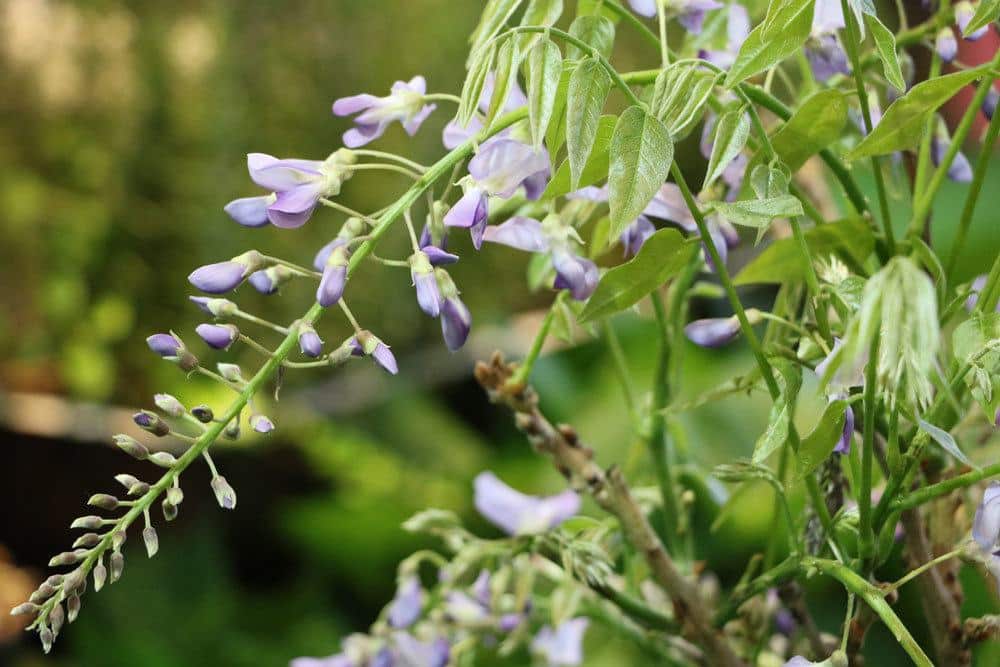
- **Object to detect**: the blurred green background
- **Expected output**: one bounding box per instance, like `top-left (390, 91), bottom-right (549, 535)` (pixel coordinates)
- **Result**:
top-left (2, 1), bottom-right (1000, 665)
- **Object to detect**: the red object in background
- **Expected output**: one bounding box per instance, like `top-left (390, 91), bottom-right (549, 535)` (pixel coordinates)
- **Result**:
top-left (943, 26), bottom-right (999, 140)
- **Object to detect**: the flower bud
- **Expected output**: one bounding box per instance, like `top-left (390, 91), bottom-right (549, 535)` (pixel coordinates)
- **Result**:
top-left (684, 315), bottom-right (742, 348)
top-left (148, 451), bottom-right (177, 468)
top-left (72, 533), bottom-right (101, 549)
top-left (189, 296), bottom-right (238, 317)
top-left (298, 324), bottom-right (324, 358)
top-left (166, 486), bottom-right (184, 506)
top-left (29, 584), bottom-right (55, 603)
top-left (112, 530), bottom-right (127, 550)
top-left (70, 516), bottom-right (104, 530)
top-left (93, 558), bottom-right (107, 592)
top-left (211, 476), bottom-right (237, 510)
top-left (317, 246), bottom-right (349, 307)
top-left (113, 434), bottom-right (149, 459)
top-left (146, 332), bottom-right (199, 370)
top-left (109, 552), bottom-right (124, 583)
top-left (154, 393), bottom-right (185, 417)
top-left (224, 418), bottom-right (241, 440)
top-left (191, 405), bottom-right (214, 423)
top-left (10, 602), bottom-right (39, 616)
top-left (40, 627), bottom-right (53, 654)
top-left (984, 88), bottom-right (998, 121)
top-left (143, 526), bottom-right (159, 557)
top-left (162, 498), bottom-right (179, 522)
top-left (49, 550), bottom-right (87, 567)
top-left (250, 414), bottom-right (275, 433)
top-left (210, 365), bottom-right (242, 386)
top-left (133, 410), bottom-right (170, 436)
top-left (49, 602), bottom-right (64, 636)
top-left (248, 265), bottom-right (294, 295)
top-left (66, 593), bottom-right (80, 622)
top-left (935, 28), bottom-right (957, 63)
top-left (410, 251), bottom-right (442, 317)
top-left (956, 1), bottom-right (988, 40)
top-left (188, 250), bottom-right (266, 294)
top-left (196, 323), bottom-right (240, 350)
top-left (349, 330), bottom-right (399, 374)
top-left (43, 574), bottom-right (64, 588)
top-left (87, 494), bottom-right (119, 511)
top-left (224, 193), bottom-right (275, 227)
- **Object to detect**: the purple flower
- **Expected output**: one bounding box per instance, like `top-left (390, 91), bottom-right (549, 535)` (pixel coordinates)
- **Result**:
top-left (317, 246), bottom-right (350, 308)
top-left (248, 266), bottom-right (293, 295)
top-left (250, 414), bottom-right (274, 433)
top-left (443, 591), bottom-right (490, 624)
top-left (473, 471), bottom-right (581, 536)
top-left (784, 658), bottom-right (820, 667)
top-left (700, 5), bottom-right (750, 69)
top-left (834, 405), bottom-right (855, 455)
top-left (805, 33), bottom-right (850, 82)
top-left (444, 139), bottom-right (549, 249)
top-left (290, 655), bottom-right (354, 667)
top-left (936, 28), bottom-right (958, 63)
top-left (552, 250), bottom-right (599, 301)
top-left (675, 0), bottom-right (723, 34)
top-left (422, 245), bottom-right (459, 266)
top-left (387, 576), bottom-right (424, 628)
top-left (983, 88), bottom-right (998, 121)
top-left (392, 633), bottom-right (449, 667)
top-left (684, 316), bottom-right (741, 348)
top-left (333, 76), bottom-right (436, 147)
top-left (410, 251), bottom-right (442, 317)
top-left (189, 260), bottom-right (251, 294)
top-left (147, 333), bottom-right (183, 357)
top-left (974, 482), bottom-right (1000, 551)
top-left (626, 0), bottom-right (656, 17)
top-left (443, 72), bottom-right (526, 149)
top-left (931, 132), bottom-right (973, 182)
top-left (812, 0), bottom-right (845, 34)
top-left (620, 216), bottom-right (656, 258)
top-left (298, 324), bottom-right (324, 358)
top-left (440, 296), bottom-right (472, 351)
top-left (245, 151), bottom-right (355, 229)
top-left (531, 618), bottom-right (589, 667)
top-left (349, 331), bottom-right (399, 375)
top-left (224, 194), bottom-right (276, 227)
top-left (956, 1), bottom-right (989, 41)
top-left (189, 296), bottom-right (237, 317)
top-left (196, 323), bottom-right (239, 350)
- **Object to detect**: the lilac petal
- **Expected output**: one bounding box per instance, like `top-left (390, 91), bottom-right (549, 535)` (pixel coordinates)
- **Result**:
top-left (627, 0), bottom-right (657, 17)
top-left (812, 0), bottom-right (845, 33)
top-left (473, 471), bottom-right (580, 535)
top-left (973, 482), bottom-right (1000, 550)
top-left (684, 317), bottom-right (741, 348)
top-left (267, 183), bottom-right (323, 228)
top-left (443, 116), bottom-right (487, 149)
top-left (678, 3), bottom-right (721, 35)
top-left (522, 168), bottom-right (550, 201)
top-left (983, 88), bottom-right (998, 121)
top-left (388, 576), bottom-right (424, 628)
top-left (469, 139), bottom-right (549, 198)
top-left (413, 271), bottom-right (442, 317)
top-left (552, 251), bottom-right (599, 301)
top-left (247, 153), bottom-right (321, 191)
top-left (643, 184), bottom-right (697, 230)
top-left (481, 216), bottom-right (550, 252)
top-left (444, 591), bottom-right (489, 623)
top-left (567, 185), bottom-right (609, 202)
top-left (805, 34), bottom-right (850, 82)
top-left (478, 71), bottom-right (527, 114)
top-left (965, 275), bottom-right (988, 311)
top-left (531, 618), bottom-right (589, 667)
top-left (290, 654), bottom-right (354, 667)
top-left (728, 4), bottom-right (751, 43)
top-left (423, 246), bottom-right (459, 266)
top-left (936, 29), bottom-right (958, 62)
top-left (470, 214), bottom-right (489, 250)
top-left (147, 333), bottom-right (182, 357)
top-left (443, 188), bottom-right (488, 229)
top-left (441, 297), bottom-right (472, 351)
top-left (343, 122), bottom-right (388, 148)
top-left (252, 415), bottom-right (275, 433)
top-left (317, 264), bottom-right (347, 307)
top-left (299, 330), bottom-right (324, 358)
top-left (473, 570), bottom-right (491, 607)
top-left (700, 113), bottom-right (717, 159)
top-left (783, 658), bottom-right (817, 667)
top-left (957, 3), bottom-right (989, 41)
top-left (703, 218), bottom-right (730, 271)
top-left (224, 195), bottom-right (272, 227)
top-left (313, 238), bottom-right (347, 271)
top-left (402, 103), bottom-right (436, 136)
top-left (188, 261), bottom-right (247, 294)
top-left (196, 323), bottom-right (238, 350)
top-left (371, 342), bottom-right (398, 375)
top-left (393, 634), bottom-right (449, 667)
top-left (248, 270), bottom-right (277, 295)
top-left (948, 151), bottom-right (973, 182)
top-left (332, 93), bottom-right (380, 116)
top-left (620, 216), bottom-right (656, 258)
top-left (834, 404), bottom-right (855, 455)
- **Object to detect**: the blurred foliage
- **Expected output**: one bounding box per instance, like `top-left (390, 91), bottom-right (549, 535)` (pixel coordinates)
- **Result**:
top-left (3, 0), bottom-right (1000, 665)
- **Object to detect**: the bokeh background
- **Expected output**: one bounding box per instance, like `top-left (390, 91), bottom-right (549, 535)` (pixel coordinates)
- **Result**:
top-left (2, 1), bottom-right (999, 665)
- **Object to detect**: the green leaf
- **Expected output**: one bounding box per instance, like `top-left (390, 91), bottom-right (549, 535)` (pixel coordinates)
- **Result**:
top-left (734, 217), bottom-right (874, 285)
top-left (485, 38), bottom-right (522, 127)
top-left (753, 360), bottom-right (802, 463)
top-left (964, 0), bottom-right (1000, 38)
top-left (705, 107), bottom-right (751, 187)
top-left (847, 68), bottom-right (986, 159)
top-left (650, 63), bottom-right (719, 136)
top-left (576, 0), bottom-right (621, 21)
top-left (469, 0), bottom-right (523, 67)
top-left (918, 419), bottom-right (975, 467)
top-left (541, 114), bottom-right (616, 199)
top-left (771, 89), bottom-right (848, 172)
top-left (527, 39), bottom-right (563, 149)
top-left (544, 62), bottom-right (576, 158)
top-left (864, 13), bottom-right (905, 91)
top-left (517, 0), bottom-right (564, 52)
top-left (459, 42), bottom-right (496, 125)
top-left (567, 14), bottom-right (616, 60)
top-left (579, 229), bottom-right (697, 322)
top-left (608, 106), bottom-right (674, 241)
top-left (797, 399), bottom-right (848, 478)
top-left (713, 195), bottom-right (803, 229)
top-left (952, 312), bottom-right (1000, 363)
top-left (725, 0), bottom-right (814, 87)
top-left (911, 236), bottom-right (946, 306)
top-left (566, 57), bottom-right (612, 189)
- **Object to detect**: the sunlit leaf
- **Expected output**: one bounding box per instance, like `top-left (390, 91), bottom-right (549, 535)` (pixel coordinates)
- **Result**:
top-left (705, 107), bottom-right (750, 187)
top-left (864, 13), bottom-right (905, 91)
top-left (725, 0), bottom-right (814, 87)
top-left (527, 39), bottom-right (563, 148)
top-left (542, 114), bottom-right (616, 199)
top-left (567, 14), bottom-right (616, 59)
top-left (796, 400), bottom-right (848, 478)
top-left (771, 89), bottom-right (847, 171)
top-left (608, 106), bottom-right (674, 241)
top-left (963, 0), bottom-right (1000, 38)
top-left (566, 57), bottom-right (612, 188)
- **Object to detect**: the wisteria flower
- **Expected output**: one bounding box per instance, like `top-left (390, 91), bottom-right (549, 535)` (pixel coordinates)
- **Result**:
top-left (931, 119), bottom-right (973, 182)
top-left (481, 215), bottom-right (598, 300)
top-left (236, 150), bottom-right (356, 229)
top-left (984, 88), bottom-right (998, 121)
top-left (627, 0), bottom-right (722, 34)
top-left (387, 576), bottom-right (424, 629)
top-left (392, 633), bottom-right (450, 667)
top-left (444, 138), bottom-right (549, 248)
top-left (189, 250), bottom-right (267, 294)
top-left (935, 27), bottom-right (958, 63)
top-left (805, 0), bottom-right (849, 83)
top-left (620, 216), bottom-right (656, 258)
top-left (147, 333), bottom-right (184, 358)
top-left (333, 76), bottom-right (436, 147)
top-left (700, 5), bottom-right (750, 70)
top-left (349, 331), bottom-right (399, 375)
top-left (956, 1), bottom-right (989, 41)
top-left (250, 414), bottom-right (275, 433)
top-left (196, 323), bottom-right (239, 350)
top-left (443, 72), bottom-right (526, 149)
top-left (473, 471), bottom-right (580, 536)
top-left (409, 251), bottom-right (442, 317)
top-left (684, 316), bottom-right (742, 348)
top-left (436, 269), bottom-right (472, 351)
top-left (318, 245), bottom-right (350, 308)
top-left (298, 324), bottom-right (324, 358)
top-left (531, 618), bottom-right (589, 667)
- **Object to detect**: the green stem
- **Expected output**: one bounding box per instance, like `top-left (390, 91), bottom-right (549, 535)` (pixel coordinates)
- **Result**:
top-left (804, 557), bottom-right (934, 667)
top-left (913, 56), bottom-right (942, 206)
top-left (507, 293), bottom-right (562, 388)
top-left (884, 547), bottom-right (966, 594)
top-left (603, 320), bottom-right (638, 425)
top-left (894, 462), bottom-right (1000, 511)
top-left (945, 101), bottom-right (1000, 278)
top-left (648, 290), bottom-right (680, 551)
top-left (975, 250), bottom-right (1000, 314)
top-left (859, 333), bottom-right (880, 564)
top-left (788, 216), bottom-right (833, 343)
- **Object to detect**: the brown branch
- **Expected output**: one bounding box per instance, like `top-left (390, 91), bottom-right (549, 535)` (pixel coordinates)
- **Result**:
top-left (475, 352), bottom-right (746, 667)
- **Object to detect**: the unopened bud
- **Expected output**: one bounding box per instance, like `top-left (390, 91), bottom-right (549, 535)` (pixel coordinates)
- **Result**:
top-left (66, 594), bottom-right (80, 622)
top-left (328, 339), bottom-right (355, 367)
top-left (189, 295), bottom-right (238, 317)
top-left (250, 414), bottom-right (274, 433)
top-left (166, 486), bottom-right (184, 506)
top-left (133, 410), bottom-right (170, 436)
top-left (191, 405), bottom-right (214, 423)
top-left (224, 419), bottom-right (240, 440)
top-left (162, 498), bottom-right (179, 522)
top-left (29, 584), bottom-right (56, 603)
top-left (109, 552), bottom-right (124, 583)
top-left (154, 393), bottom-right (185, 417)
top-left (72, 533), bottom-right (101, 549)
top-left (44, 575), bottom-right (64, 588)
top-left (10, 602), bottom-right (38, 616)
top-left (71, 515), bottom-right (104, 530)
top-left (93, 559), bottom-right (107, 592)
top-left (48, 550), bottom-right (88, 567)
top-left (148, 451), bottom-right (177, 468)
top-left (87, 494), bottom-right (119, 511)
top-left (113, 434), bottom-right (149, 460)
top-left (217, 362), bottom-right (244, 382)
top-left (112, 531), bottom-right (127, 550)
top-left (62, 568), bottom-right (85, 595)
top-left (40, 627), bottom-right (53, 654)
top-left (49, 602), bottom-right (64, 636)
top-left (143, 526), bottom-right (159, 557)
top-left (211, 476), bottom-right (237, 509)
